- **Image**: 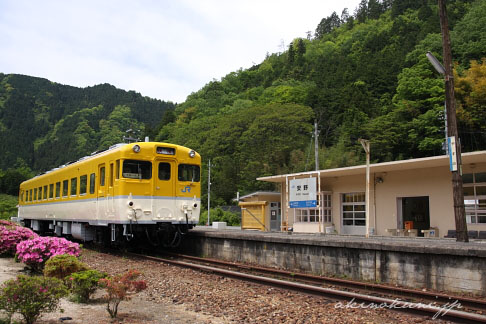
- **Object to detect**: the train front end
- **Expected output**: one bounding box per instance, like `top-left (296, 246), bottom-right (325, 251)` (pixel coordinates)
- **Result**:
top-left (116, 142), bottom-right (201, 247)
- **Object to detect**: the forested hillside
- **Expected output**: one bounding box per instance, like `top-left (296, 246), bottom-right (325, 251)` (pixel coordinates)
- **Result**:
top-left (155, 0), bottom-right (486, 206)
top-left (1, 0), bottom-right (486, 210)
top-left (0, 74), bottom-right (174, 172)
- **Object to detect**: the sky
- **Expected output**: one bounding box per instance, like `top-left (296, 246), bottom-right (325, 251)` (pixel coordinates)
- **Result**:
top-left (0, 0), bottom-right (362, 103)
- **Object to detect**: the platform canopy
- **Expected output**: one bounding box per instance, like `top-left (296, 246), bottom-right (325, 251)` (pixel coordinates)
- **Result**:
top-left (257, 151), bottom-right (486, 183)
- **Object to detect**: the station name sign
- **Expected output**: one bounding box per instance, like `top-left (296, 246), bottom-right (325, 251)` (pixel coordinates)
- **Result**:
top-left (289, 177), bottom-right (317, 208)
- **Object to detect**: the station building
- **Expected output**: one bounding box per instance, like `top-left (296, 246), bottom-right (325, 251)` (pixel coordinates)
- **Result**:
top-left (251, 150), bottom-right (486, 237)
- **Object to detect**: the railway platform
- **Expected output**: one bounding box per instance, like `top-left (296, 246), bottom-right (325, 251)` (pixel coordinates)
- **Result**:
top-left (179, 226), bottom-right (486, 296)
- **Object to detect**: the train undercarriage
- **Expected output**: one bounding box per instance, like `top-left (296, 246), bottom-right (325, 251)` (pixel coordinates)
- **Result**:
top-left (21, 218), bottom-right (194, 248)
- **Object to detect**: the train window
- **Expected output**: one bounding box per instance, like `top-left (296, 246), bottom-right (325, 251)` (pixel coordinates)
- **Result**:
top-left (29, 189), bottom-right (33, 202)
top-left (38, 187), bottom-right (42, 200)
top-left (178, 164), bottom-right (200, 182)
top-left (49, 184), bottom-right (54, 199)
top-left (158, 163), bottom-right (171, 180)
top-left (116, 160), bottom-right (120, 179)
top-left (80, 175), bottom-right (87, 195)
top-left (62, 180), bottom-right (69, 197)
top-left (71, 177), bottom-right (77, 196)
top-left (43, 185), bottom-right (48, 200)
top-left (110, 163), bottom-right (114, 187)
top-left (25, 190), bottom-right (28, 202)
top-left (90, 173), bottom-right (96, 194)
top-left (55, 182), bottom-right (61, 198)
top-left (100, 167), bottom-right (105, 186)
top-left (34, 188), bottom-right (37, 201)
top-left (122, 160), bottom-right (152, 179)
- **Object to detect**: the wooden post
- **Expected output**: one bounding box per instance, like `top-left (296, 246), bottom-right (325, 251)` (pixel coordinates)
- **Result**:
top-left (438, 0), bottom-right (468, 242)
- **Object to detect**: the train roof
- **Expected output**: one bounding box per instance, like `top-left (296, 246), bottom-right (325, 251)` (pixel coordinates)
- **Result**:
top-left (22, 142), bottom-right (199, 185)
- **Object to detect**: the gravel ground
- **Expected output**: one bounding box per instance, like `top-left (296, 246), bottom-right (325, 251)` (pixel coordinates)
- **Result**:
top-left (0, 250), bottom-right (459, 323)
top-left (59, 249), bottom-right (455, 324)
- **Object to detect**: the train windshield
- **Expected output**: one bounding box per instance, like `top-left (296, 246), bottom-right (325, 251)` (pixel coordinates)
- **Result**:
top-left (178, 164), bottom-right (200, 182)
top-left (122, 160), bottom-right (152, 179)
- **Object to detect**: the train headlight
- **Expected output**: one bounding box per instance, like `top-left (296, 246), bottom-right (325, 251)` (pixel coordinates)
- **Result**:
top-left (189, 150), bottom-right (196, 158)
top-left (132, 144), bottom-right (141, 153)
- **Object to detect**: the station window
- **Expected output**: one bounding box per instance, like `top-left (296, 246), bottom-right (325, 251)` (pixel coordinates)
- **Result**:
top-left (122, 160), bottom-right (152, 179)
top-left (90, 173), bottom-right (96, 194)
top-left (55, 182), bottom-right (61, 199)
top-left (294, 209), bottom-right (320, 223)
top-left (37, 187), bottom-right (42, 201)
top-left (464, 172), bottom-right (486, 224)
top-left (49, 184), bottom-right (54, 199)
top-left (71, 177), bottom-right (77, 196)
top-left (342, 192), bottom-right (366, 226)
top-left (158, 162), bottom-right (171, 180)
top-left (80, 175), bottom-right (87, 195)
top-left (178, 164), bottom-right (200, 182)
top-left (43, 185), bottom-right (48, 200)
top-left (62, 180), bottom-right (69, 197)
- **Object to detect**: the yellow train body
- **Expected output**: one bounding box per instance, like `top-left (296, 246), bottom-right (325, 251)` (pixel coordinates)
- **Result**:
top-left (17, 142), bottom-right (201, 245)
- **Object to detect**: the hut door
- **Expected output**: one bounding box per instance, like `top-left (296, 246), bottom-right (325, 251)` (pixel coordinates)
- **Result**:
top-left (270, 202), bottom-right (281, 231)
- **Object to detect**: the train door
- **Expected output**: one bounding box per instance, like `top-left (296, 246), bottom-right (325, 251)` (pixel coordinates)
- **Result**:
top-left (107, 162), bottom-right (115, 217)
top-left (97, 164), bottom-right (107, 219)
top-left (153, 159), bottom-right (176, 219)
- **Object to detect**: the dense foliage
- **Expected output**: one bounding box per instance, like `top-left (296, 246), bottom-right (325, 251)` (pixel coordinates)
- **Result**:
top-left (155, 0), bottom-right (486, 207)
top-left (0, 74), bottom-right (175, 172)
top-left (1, 0), bottom-right (486, 208)
top-left (0, 194), bottom-right (18, 220)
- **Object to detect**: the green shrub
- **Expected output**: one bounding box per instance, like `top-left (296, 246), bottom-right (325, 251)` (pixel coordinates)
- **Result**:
top-left (0, 275), bottom-right (68, 324)
top-left (198, 208), bottom-right (241, 226)
top-left (43, 254), bottom-right (89, 280)
top-left (67, 270), bottom-right (107, 303)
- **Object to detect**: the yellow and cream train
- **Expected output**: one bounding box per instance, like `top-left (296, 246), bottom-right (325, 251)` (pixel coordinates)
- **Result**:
top-left (17, 142), bottom-right (201, 247)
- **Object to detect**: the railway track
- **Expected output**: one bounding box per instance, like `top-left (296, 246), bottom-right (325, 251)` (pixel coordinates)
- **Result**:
top-left (124, 251), bottom-right (486, 323)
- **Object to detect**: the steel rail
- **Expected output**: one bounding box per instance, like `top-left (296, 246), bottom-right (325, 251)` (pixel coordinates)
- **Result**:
top-left (161, 252), bottom-right (486, 312)
top-left (129, 252), bottom-right (486, 324)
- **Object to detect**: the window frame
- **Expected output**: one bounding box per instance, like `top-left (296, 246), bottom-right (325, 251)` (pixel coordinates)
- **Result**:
top-left (341, 192), bottom-right (366, 227)
top-left (80, 175), bottom-right (88, 195)
top-left (464, 172), bottom-right (486, 224)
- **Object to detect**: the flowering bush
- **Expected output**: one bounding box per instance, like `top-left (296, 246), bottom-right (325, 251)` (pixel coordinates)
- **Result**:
top-left (44, 254), bottom-right (89, 280)
top-left (0, 275), bottom-right (68, 324)
top-left (68, 270), bottom-right (107, 303)
top-left (16, 237), bottom-right (81, 270)
top-left (0, 223), bottom-right (38, 256)
top-left (0, 220), bottom-right (16, 226)
top-left (99, 270), bottom-right (147, 318)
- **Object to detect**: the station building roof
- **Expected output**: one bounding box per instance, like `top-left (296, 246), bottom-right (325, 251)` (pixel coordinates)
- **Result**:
top-left (257, 150), bottom-right (486, 183)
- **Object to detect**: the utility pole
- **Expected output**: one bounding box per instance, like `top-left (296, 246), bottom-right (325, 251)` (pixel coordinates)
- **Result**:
top-left (438, 0), bottom-right (468, 242)
top-left (207, 160), bottom-right (211, 227)
top-left (359, 139), bottom-right (371, 238)
top-left (314, 120), bottom-right (319, 171)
